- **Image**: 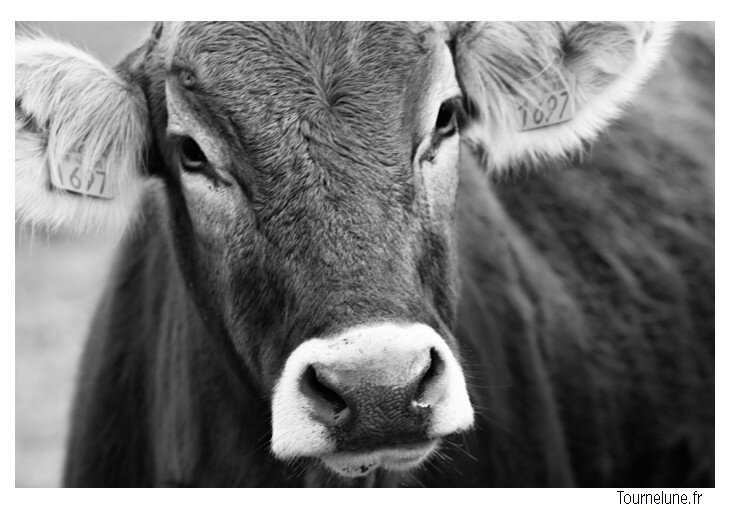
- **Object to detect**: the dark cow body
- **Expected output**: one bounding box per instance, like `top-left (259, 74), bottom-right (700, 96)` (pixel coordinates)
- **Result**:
top-left (21, 22), bottom-right (712, 487)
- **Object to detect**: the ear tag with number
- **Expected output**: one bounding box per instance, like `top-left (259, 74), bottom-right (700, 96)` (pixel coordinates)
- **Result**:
top-left (49, 157), bottom-right (114, 199)
top-left (516, 78), bottom-right (575, 132)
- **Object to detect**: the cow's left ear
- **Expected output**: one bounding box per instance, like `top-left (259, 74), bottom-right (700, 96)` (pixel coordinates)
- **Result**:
top-left (451, 21), bottom-right (675, 171)
top-left (15, 37), bottom-right (151, 234)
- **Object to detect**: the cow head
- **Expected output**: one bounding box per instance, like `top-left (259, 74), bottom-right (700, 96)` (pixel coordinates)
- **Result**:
top-left (15, 22), bottom-right (673, 481)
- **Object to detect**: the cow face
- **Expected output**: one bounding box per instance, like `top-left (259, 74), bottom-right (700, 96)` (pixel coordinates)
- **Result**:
top-left (153, 23), bottom-right (472, 476)
top-left (15, 21), bottom-right (674, 481)
top-left (152, 23), bottom-right (472, 475)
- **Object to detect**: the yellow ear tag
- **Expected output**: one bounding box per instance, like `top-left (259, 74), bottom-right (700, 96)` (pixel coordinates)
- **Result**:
top-left (49, 157), bottom-right (114, 199)
top-left (516, 77), bottom-right (576, 131)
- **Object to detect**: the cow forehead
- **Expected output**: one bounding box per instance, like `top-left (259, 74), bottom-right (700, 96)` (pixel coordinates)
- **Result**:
top-left (169, 21), bottom-right (432, 77)
top-left (165, 22), bottom-right (439, 135)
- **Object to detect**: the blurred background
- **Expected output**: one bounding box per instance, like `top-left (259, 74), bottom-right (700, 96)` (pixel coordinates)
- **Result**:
top-left (15, 21), bottom-right (151, 487)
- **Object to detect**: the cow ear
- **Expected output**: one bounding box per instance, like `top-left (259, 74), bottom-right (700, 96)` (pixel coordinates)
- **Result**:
top-left (452, 21), bottom-right (675, 172)
top-left (15, 37), bottom-right (150, 233)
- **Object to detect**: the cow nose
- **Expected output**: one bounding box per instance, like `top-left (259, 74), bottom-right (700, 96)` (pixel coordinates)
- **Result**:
top-left (271, 323), bottom-right (474, 464)
top-left (299, 347), bottom-right (442, 440)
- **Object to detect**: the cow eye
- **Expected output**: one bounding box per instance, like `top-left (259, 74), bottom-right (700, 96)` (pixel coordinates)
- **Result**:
top-left (434, 100), bottom-right (458, 137)
top-left (178, 136), bottom-right (208, 171)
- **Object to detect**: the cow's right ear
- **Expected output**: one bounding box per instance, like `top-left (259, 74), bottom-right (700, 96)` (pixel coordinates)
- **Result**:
top-left (15, 37), bottom-right (150, 234)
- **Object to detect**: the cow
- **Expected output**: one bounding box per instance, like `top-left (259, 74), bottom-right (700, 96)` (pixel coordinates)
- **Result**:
top-left (15, 21), bottom-right (714, 487)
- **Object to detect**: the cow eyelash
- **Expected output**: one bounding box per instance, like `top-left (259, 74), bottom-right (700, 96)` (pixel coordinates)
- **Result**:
top-left (178, 136), bottom-right (208, 171)
top-left (435, 101), bottom-right (457, 137)
top-left (434, 97), bottom-right (463, 139)
top-left (418, 98), bottom-right (463, 164)
top-left (174, 135), bottom-right (231, 186)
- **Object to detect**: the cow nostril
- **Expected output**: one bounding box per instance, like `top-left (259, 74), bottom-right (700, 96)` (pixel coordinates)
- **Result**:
top-left (413, 348), bottom-right (444, 410)
top-left (301, 365), bottom-right (351, 427)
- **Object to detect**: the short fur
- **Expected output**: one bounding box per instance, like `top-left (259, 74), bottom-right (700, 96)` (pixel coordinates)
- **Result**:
top-left (14, 22), bottom-right (713, 487)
